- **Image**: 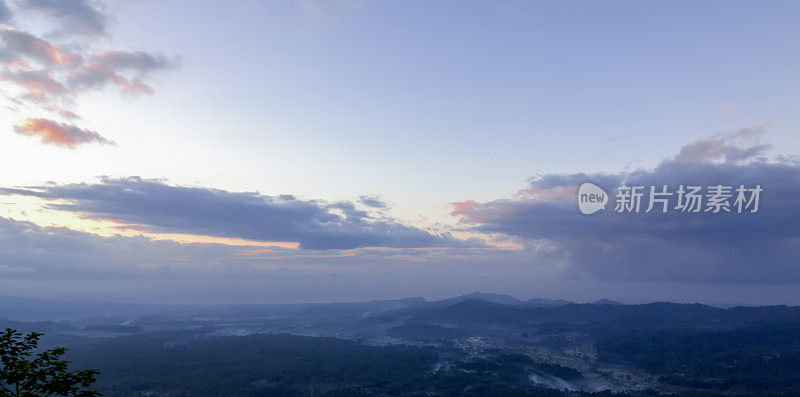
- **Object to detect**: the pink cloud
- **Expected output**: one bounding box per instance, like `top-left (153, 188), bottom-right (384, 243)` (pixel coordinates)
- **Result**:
top-left (514, 185), bottom-right (578, 201)
top-left (13, 118), bottom-right (115, 148)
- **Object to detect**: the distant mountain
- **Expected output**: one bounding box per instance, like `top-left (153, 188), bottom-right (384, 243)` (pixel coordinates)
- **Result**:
top-left (592, 299), bottom-right (623, 305)
top-left (378, 299), bottom-right (800, 331)
top-left (423, 292), bottom-right (526, 308)
top-left (5, 294), bottom-right (798, 331)
top-left (524, 297), bottom-right (573, 308)
top-left (424, 293), bottom-right (572, 308)
top-left (329, 297), bottom-right (427, 307)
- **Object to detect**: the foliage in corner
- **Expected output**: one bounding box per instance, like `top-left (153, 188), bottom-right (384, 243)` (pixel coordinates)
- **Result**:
top-left (0, 328), bottom-right (100, 396)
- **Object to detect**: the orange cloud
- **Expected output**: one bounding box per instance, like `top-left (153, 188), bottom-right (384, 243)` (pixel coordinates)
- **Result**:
top-left (13, 118), bottom-right (115, 148)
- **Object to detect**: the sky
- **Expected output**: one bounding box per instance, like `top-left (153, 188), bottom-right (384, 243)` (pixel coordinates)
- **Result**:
top-left (0, 0), bottom-right (799, 306)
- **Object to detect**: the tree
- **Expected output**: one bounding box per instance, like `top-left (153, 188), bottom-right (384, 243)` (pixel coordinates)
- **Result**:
top-left (0, 328), bottom-right (100, 396)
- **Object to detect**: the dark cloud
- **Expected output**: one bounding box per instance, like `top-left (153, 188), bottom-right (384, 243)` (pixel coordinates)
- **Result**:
top-left (329, 201), bottom-right (370, 221)
top-left (13, 117), bottom-right (115, 148)
top-left (0, 177), bottom-right (461, 250)
top-left (359, 195), bottom-right (388, 209)
top-left (23, 0), bottom-right (108, 37)
top-left (452, 130), bottom-right (800, 284)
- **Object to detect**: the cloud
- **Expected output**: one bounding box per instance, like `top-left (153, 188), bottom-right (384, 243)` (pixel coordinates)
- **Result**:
top-left (0, 30), bottom-right (174, 98)
top-left (22, 0), bottom-right (108, 37)
top-left (0, 1), bottom-right (11, 24)
top-left (68, 50), bottom-right (176, 94)
top-left (0, 177), bottom-right (463, 250)
top-left (43, 105), bottom-right (81, 119)
top-left (673, 124), bottom-right (771, 163)
top-left (0, 216), bottom-right (262, 283)
top-left (93, 50), bottom-right (173, 71)
top-left (452, 128), bottom-right (800, 284)
top-left (0, 4), bottom-right (176, 144)
top-left (0, 29), bottom-right (83, 66)
top-left (1, 69), bottom-right (66, 96)
top-left (2, 215), bottom-right (799, 305)
top-left (13, 117), bottom-right (115, 148)
top-left (358, 195), bottom-right (388, 209)
top-left (0, 216), bottom-right (547, 304)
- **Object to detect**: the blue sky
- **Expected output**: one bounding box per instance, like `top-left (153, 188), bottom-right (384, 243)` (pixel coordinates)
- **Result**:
top-left (86, 1), bottom-right (800, 198)
top-left (0, 0), bottom-right (799, 305)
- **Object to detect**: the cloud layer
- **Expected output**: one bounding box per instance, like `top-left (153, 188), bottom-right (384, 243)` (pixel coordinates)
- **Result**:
top-left (0, 215), bottom-right (579, 304)
top-left (0, 177), bottom-right (461, 250)
top-left (452, 127), bottom-right (800, 284)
